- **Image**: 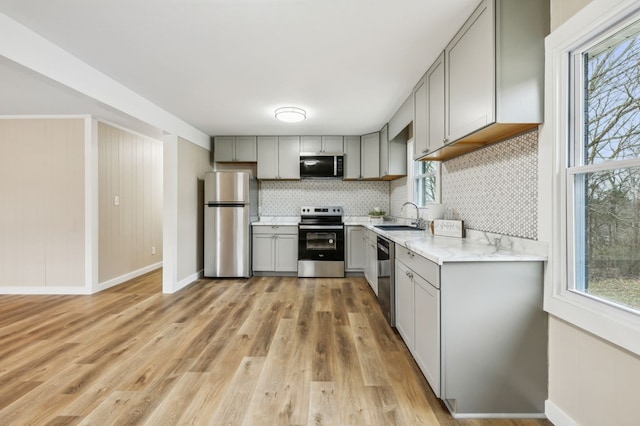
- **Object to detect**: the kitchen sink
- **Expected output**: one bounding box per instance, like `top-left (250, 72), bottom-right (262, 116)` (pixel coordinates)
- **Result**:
top-left (374, 224), bottom-right (423, 231)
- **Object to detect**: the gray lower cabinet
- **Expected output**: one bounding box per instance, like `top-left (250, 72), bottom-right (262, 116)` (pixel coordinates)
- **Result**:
top-left (345, 226), bottom-right (365, 272)
top-left (252, 226), bottom-right (298, 272)
top-left (363, 228), bottom-right (378, 294)
top-left (395, 246), bottom-right (546, 416)
top-left (439, 261), bottom-right (546, 416)
top-left (394, 260), bottom-right (415, 348)
top-left (395, 248), bottom-right (440, 397)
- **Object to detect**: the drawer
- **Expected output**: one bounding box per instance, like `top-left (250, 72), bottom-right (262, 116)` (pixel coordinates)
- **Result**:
top-left (252, 225), bottom-right (298, 235)
top-left (396, 248), bottom-right (440, 288)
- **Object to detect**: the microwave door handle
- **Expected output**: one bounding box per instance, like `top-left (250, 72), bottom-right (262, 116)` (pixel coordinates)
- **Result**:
top-left (334, 156), bottom-right (337, 176)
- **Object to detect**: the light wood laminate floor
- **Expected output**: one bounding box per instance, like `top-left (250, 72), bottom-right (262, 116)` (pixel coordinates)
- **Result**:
top-left (0, 270), bottom-right (552, 425)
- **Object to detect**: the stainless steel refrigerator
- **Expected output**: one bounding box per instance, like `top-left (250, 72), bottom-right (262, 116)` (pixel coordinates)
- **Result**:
top-left (204, 171), bottom-right (258, 278)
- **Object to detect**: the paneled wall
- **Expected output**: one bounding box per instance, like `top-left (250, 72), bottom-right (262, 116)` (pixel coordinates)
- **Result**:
top-left (0, 118), bottom-right (85, 289)
top-left (177, 137), bottom-right (213, 282)
top-left (260, 180), bottom-right (389, 217)
top-left (98, 122), bottom-right (163, 284)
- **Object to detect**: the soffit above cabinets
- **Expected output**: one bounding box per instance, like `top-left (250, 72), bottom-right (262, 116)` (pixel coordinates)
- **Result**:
top-left (0, 0), bottom-right (480, 137)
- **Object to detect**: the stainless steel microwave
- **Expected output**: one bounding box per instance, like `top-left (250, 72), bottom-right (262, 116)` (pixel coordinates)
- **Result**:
top-left (299, 153), bottom-right (344, 179)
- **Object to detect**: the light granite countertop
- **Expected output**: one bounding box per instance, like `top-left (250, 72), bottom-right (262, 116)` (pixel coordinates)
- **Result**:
top-left (252, 216), bottom-right (300, 226)
top-left (253, 217), bottom-right (547, 265)
top-left (349, 220), bottom-right (547, 265)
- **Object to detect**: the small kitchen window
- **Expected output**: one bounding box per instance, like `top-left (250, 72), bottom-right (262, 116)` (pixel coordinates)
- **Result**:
top-left (414, 161), bottom-right (440, 207)
top-left (543, 0), bottom-right (640, 356)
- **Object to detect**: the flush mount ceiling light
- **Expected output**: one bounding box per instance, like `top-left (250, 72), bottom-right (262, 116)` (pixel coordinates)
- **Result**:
top-left (274, 106), bottom-right (306, 123)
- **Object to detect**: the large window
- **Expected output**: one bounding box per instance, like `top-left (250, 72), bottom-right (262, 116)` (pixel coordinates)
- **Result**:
top-left (569, 17), bottom-right (640, 313)
top-left (543, 0), bottom-right (640, 355)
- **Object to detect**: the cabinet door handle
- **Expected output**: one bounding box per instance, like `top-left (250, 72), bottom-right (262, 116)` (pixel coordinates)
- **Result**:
top-left (407, 251), bottom-right (415, 258)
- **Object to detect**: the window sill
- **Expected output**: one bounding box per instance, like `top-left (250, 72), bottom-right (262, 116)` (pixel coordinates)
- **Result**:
top-left (544, 289), bottom-right (640, 356)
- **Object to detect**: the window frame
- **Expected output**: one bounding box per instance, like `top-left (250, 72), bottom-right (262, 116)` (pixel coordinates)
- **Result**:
top-left (413, 160), bottom-right (440, 207)
top-left (542, 0), bottom-right (640, 356)
top-left (406, 139), bottom-right (441, 208)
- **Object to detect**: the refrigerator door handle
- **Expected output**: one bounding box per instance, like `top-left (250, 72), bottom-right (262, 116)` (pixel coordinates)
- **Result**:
top-left (206, 203), bottom-right (246, 207)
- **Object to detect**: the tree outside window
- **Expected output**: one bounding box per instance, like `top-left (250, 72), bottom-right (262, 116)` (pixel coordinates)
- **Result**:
top-left (573, 19), bottom-right (640, 311)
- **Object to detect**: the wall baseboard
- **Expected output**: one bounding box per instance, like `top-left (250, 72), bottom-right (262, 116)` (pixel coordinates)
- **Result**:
top-left (546, 400), bottom-right (579, 426)
top-left (97, 262), bottom-right (163, 293)
top-left (0, 285), bottom-right (91, 295)
top-left (173, 270), bottom-right (204, 293)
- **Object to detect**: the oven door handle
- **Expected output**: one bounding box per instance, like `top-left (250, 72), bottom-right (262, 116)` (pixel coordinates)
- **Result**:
top-left (298, 225), bottom-right (344, 230)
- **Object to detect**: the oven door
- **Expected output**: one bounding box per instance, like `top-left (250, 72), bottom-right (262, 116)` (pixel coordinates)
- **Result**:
top-left (298, 225), bottom-right (344, 261)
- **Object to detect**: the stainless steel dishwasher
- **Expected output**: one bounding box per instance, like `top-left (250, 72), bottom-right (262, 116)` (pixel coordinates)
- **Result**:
top-left (377, 235), bottom-right (395, 327)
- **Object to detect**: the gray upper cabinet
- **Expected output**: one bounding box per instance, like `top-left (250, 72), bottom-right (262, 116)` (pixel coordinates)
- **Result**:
top-left (420, 0), bottom-right (548, 161)
top-left (380, 124), bottom-right (407, 180)
top-left (214, 136), bottom-right (235, 162)
top-left (343, 136), bottom-right (362, 180)
top-left (214, 136), bottom-right (257, 162)
top-left (257, 136), bottom-right (278, 179)
top-left (426, 52), bottom-right (446, 154)
top-left (413, 77), bottom-right (428, 160)
top-left (277, 136), bottom-right (301, 179)
top-left (300, 135), bottom-right (343, 153)
top-left (446, 0), bottom-right (494, 144)
top-left (300, 136), bottom-right (322, 152)
top-left (411, 52), bottom-right (446, 160)
top-left (379, 124), bottom-right (389, 177)
top-left (257, 136), bottom-right (300, 179)
top-left (235, 136), bottom-right (258, 161)
top-left (321, 136), bottom-right (344, 153)
top-left (360, 132), bottom-right (380, 180)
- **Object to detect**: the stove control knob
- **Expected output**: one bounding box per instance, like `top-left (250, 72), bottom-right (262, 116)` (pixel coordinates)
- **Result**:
top-left (329, 239), bottom-right (334, 244)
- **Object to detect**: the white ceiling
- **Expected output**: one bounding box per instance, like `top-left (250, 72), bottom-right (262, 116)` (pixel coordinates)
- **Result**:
top-left (0, 0), bottom-right (479, 138)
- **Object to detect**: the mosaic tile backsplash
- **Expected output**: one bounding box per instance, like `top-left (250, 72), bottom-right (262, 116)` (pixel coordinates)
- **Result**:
top-left (390, 177), bottom-right (409, 217)
top-left (442, 129), bottom-right (538, 239)
top-left (260, 180), bottom-right (389, 217)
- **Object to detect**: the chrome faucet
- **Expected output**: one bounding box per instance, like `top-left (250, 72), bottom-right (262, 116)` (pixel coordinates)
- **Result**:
top-left (401, 201), bottom-right (421, 228)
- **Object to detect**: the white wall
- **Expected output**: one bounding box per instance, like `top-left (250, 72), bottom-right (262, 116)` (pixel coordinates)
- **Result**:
top-left (97, 122), bottom-right (163, 289)
top-left (0, 118), bottom-right (86, 292)
top-left (550, 0), bottom-right (592, 31)
top-left (544, 1), bottom-right (640, 425)
top-left (177, 137), bottom-right (213, 282)
top-left (548, 318), bottom-right (640, 426)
